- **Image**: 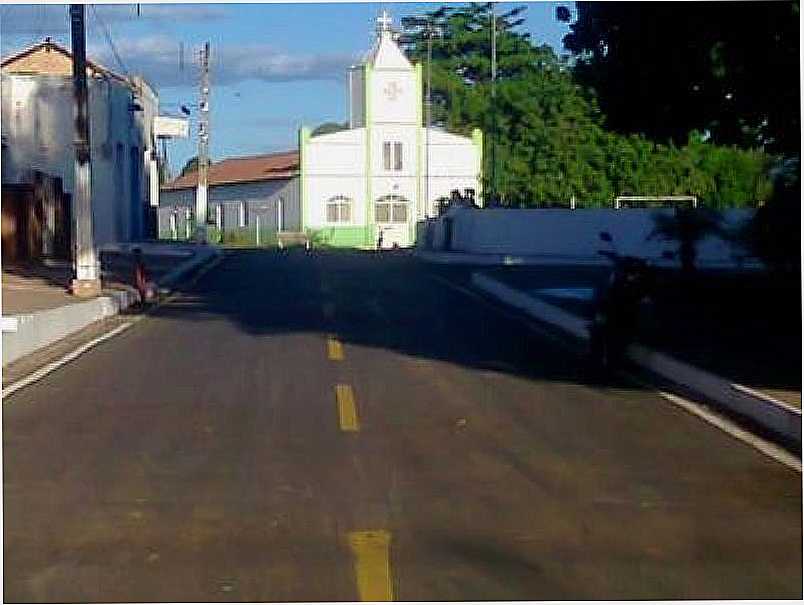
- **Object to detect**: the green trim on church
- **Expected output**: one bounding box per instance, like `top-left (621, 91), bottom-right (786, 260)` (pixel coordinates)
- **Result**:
top-left (364, 62), bottom-right (374, 248)
top-left (312, 226), bottom-right (371, 248)
top-left (414, 62), bottom-right (423, 245)
top-left (472, 127), bottom-right (484, 206)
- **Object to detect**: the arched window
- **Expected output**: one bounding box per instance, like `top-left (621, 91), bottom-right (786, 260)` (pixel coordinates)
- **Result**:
top-left (326, 195), bottom-right (352, 223)
top-left (375, 195), bottom-right (409, 224)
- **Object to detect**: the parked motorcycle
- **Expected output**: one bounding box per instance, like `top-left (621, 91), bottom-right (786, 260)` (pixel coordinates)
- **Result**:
top-left (588, 232), bottom-right (654, 373)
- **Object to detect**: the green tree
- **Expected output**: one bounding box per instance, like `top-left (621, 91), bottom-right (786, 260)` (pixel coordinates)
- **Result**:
top-left (311, 121), bottom-right (349, 137)
top-left (180, 156), bottom-right (199, 176)
top-left (560, 1), bottom-right (800, 155)
top-left (399, 3), bottom-right (773, 207)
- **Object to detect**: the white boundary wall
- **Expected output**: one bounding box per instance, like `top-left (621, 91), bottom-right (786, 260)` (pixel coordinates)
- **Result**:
top-left (423, 208), bottom-right (757, 266)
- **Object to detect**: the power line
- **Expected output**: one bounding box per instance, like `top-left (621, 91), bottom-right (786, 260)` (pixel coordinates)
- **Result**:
top-left (88, 4), bottom-right (129, 77)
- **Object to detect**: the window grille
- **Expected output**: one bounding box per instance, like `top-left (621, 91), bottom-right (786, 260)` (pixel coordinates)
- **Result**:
top-left (325, 196), bottom-right (352, 223)
top-left (375, 195), bottom-right (409, 223)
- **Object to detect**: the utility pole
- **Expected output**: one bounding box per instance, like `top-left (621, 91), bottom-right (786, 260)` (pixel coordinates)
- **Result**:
top-left (195, 41), bottom-right (210, 243)
top-left (69, 4), bottom-right (101, 297)
top-left (424, 23), bottom-right (437, 218)
top-left (401, 12), bottom-right (443, 218)
top-left (490, 5), bottom-right (497, 204)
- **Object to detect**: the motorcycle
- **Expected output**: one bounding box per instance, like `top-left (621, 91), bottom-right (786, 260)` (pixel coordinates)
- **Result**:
top-left (588, 231), bottom-right (654, 373)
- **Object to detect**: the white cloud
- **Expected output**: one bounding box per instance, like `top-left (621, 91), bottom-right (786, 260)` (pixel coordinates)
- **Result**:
top-left (0, 4), bottom-right (227, 35)
top-left (87, 35), bottom-right (357, 88)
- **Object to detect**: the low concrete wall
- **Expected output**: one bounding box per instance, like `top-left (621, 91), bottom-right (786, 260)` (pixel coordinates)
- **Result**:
top-left (2, 289), bottom-right (138, 365)
top-left (420, 208), bottom-right (757, 267)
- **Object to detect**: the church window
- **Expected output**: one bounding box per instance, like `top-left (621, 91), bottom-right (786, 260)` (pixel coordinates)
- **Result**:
top-left (392, 202), bottom-right (407, 222)
top-left (382, 141), bottom-right (403, 171)
top-left (375, 195), bottom-right (409, 223)
top-left (383, 142), bottom-right (392, 170)
top-left (375, 203), bottom-right (390, 222)
top-left (326, 195), bottom-right (352, 223)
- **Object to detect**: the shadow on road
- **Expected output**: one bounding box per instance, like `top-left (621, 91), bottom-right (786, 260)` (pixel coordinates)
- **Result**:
top-left (153, 248), bottom-right (641, 391)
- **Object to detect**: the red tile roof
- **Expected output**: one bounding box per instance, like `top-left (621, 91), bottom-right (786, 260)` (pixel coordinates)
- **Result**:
top-left (1, 39), bottom-right (128, 83)
top-left (162, 151), bottom-right (299, 191)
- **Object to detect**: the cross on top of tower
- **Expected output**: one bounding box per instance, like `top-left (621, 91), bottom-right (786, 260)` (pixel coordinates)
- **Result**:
top-left (376, 9), bottom-right (393, 33)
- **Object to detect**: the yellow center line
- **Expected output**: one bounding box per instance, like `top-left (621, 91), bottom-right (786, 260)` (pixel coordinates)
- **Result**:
top-left (335, 384), bottom-right (360, 432)
top-left (327, 335), bottom-right (345, 361)
top-left (348, 530), bottom-right (394, 601)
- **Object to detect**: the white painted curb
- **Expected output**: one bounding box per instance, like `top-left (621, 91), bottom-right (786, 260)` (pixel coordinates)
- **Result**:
top-left (471, 272), bottom-right (590, 340)
top-left (2, 289), bottom-right (138, 366)
top-left (2, 246), bottom-right (222, 367)
top-left (627, 344), bottom-right (802, 443)
top-left (471, 271), bottom-right (802, 445)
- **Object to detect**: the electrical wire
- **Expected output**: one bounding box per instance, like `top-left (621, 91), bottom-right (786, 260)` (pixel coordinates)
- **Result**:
top-left (88, 4), bottom-right (129, 77)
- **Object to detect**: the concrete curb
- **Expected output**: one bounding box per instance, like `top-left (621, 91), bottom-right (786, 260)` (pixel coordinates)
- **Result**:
top-left (2, 289), bottom-right (138, 365)
top-left (471, 272), bottom-right (589, 340)
top-left (2, 246), bottom-right (222, 367)
top-left (471, 271), bottom-right (802, 445)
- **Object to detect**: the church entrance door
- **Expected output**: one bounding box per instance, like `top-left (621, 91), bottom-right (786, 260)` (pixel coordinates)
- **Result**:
top-left (374, 195), bottom-right (410, 249)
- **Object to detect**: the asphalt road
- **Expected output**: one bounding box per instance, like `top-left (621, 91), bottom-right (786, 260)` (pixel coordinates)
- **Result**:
top-left (3, 249), bottom-right (801, 601)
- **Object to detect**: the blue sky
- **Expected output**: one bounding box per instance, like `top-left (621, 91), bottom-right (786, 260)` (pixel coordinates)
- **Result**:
top-left (1, 2), bottom-right (572, 175)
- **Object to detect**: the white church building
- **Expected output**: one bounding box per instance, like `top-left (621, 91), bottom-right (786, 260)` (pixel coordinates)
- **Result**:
top-left (299, 11), bottom-right (483, 248)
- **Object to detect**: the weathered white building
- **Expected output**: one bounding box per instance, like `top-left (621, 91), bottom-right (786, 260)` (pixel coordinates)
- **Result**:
top-left (159, 151), bottom-right (300, 241)
top-left (1, 39), bottom-right (159, 248)
top-left (299, 11), bottom-right (482, 248)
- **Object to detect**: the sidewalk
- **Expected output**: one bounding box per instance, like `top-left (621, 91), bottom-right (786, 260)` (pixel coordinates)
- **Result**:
top-left (2, 243), bottom-right (221, 365)
top-left (467, 266), bottom-right (801, 447)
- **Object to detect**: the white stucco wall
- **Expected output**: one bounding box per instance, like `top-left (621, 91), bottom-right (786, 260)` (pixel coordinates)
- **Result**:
top-left (425, 207), bottom-right (757, 266)
top-left (305, 129), bottom-right (366, 229)
top-left (370, 68), bottom-right (418, 125)
top-left (0, 72), bottom-right (158, 246)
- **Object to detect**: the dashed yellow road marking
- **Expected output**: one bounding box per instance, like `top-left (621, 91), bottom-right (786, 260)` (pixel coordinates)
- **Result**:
top-left (348, 530), bottom-right (393, 601)
top-left (336, 384), bottom-right (360, 432)
top-left (327, 336), bottom-right (344, 361)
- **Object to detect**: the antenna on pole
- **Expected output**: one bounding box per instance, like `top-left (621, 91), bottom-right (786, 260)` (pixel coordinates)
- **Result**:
top-left (195, 41), bottom-right (211, 243)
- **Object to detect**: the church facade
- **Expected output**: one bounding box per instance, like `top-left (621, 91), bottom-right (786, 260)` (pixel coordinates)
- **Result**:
top-left (299, 12), bottom-right (483, 248)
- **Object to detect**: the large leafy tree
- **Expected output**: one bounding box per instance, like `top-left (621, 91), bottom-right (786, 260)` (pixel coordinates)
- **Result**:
top-left (560, 1), bottom-right (800, 155)
top-left (399, 3), bottom-right (772, 207)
